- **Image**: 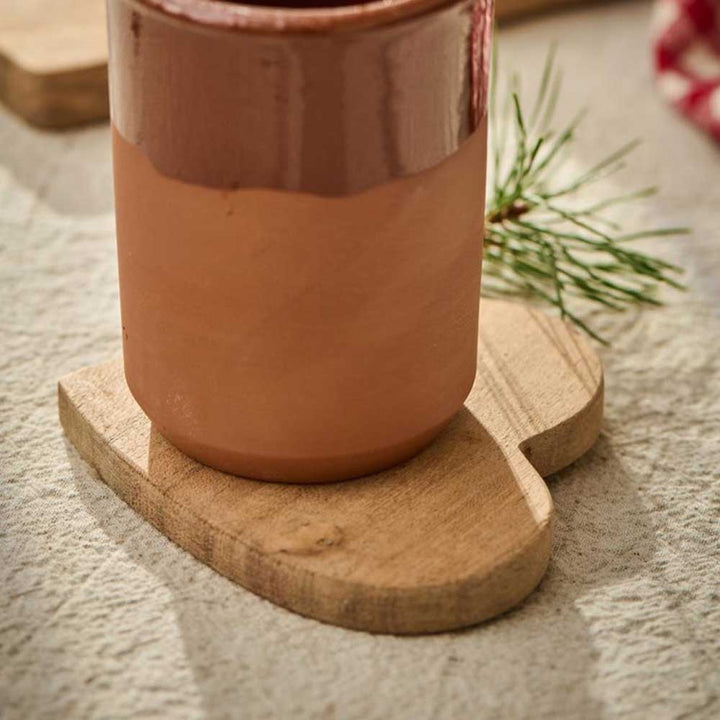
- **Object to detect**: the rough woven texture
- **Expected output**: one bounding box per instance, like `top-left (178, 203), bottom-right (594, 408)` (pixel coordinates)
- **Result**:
top-left (1, 2), bottom-right (719, 718)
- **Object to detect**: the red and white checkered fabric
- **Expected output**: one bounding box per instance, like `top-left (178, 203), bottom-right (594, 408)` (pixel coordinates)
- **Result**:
top-left (654, 0), bottom-right (720, 141)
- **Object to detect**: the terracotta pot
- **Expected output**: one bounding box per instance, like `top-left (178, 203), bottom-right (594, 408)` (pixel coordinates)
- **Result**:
top-left (108, 0), bottom-right (494, 482)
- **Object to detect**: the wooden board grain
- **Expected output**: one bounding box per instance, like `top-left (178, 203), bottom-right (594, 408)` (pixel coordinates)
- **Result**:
top-left (0, 0), bottom-right (108, 128)
top-left (1, 0), bottom-right (595, 128)
top-left (498, 0), bottom-right (591, 20)
top-left (59, 299), bottom-right (603, 634)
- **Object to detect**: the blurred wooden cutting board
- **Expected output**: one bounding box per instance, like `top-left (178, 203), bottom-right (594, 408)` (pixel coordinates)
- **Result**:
top-left (0, 0), bottom-right (590, 128)
top-left (0, 0), bottom-right (108, 127)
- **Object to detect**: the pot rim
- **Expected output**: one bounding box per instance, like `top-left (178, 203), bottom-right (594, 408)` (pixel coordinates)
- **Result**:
top-left (134, 0), bottom-right (467, 33)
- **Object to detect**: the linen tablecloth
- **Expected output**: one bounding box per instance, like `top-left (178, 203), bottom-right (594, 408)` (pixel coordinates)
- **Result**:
top-left (2, 2), bottom-right (718, 718)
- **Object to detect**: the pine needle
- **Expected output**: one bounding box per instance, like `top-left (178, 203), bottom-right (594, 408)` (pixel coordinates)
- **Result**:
top-left (484, 48), bottom-right (687, 344)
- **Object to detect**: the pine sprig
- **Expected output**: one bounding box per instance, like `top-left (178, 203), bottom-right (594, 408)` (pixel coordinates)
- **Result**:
top-left (484, 48), bottom-right (687, 343)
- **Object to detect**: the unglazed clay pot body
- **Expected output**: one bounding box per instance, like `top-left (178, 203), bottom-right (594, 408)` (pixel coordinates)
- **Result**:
top-left (108, 0), bottom-right (494, 482)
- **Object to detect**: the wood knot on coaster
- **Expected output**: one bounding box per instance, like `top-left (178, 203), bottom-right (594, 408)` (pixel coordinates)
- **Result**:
top-left (267, 520), bottom-right (344, 557)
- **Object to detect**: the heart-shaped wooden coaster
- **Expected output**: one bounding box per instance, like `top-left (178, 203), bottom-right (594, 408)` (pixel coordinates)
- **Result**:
top-left (59, 299), bottom-right (602, 634)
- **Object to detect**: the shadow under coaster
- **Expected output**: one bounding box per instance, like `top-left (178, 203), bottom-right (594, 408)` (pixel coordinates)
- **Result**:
top-left (58, 299), bottom-right (603, 634)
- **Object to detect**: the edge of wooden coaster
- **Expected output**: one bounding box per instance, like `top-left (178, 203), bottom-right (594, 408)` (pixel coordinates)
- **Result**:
top-left (59, 300), bottom-right (603, 633)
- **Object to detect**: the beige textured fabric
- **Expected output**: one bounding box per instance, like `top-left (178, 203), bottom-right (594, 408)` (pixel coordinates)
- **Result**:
top-left (1, 2), bottom-right (719, 718)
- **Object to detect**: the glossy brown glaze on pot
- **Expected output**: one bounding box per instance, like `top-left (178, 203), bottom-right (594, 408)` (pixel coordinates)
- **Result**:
top-left (108, 0), bottom-right (492, 194)
top-left (109, 0), bottom-right (493, 482)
